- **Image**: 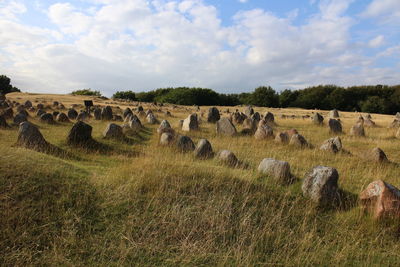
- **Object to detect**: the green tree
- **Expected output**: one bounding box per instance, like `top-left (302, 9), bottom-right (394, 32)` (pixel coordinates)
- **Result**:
top-left (279, 89), bottom-right (299, 107)
top-left (360, 96), bottom-right (390, 114)
top-left (0, 75), bottom-right (20, 95)
top-left (71, 89), bottom-right (102, 96)
top-left (250, 86), bottom-right (279, 107)
top-left (112, 90), bottom-right (137, 101)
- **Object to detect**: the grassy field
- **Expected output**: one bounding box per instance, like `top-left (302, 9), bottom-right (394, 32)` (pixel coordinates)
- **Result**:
top-left (1, 92), bottom-right (400, 266)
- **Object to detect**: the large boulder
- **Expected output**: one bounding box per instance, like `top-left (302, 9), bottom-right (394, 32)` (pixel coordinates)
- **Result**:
top-left (194, 139), bottom-right (214, 159)
top-left (264, 112), bottom-right (275, 125)
top-left (36, 109), bottom-right (46, 117)
top-left (40, 113), bottom-right (55, 124)
top-left (13, 112), bottom-right (27, 125)
top-left (67, 108), bottom-right (78, 120)
top-left (24, 100), bottom-right (32, 108)
top-left (67, 121), bottom-right (94, 147)
top-left (93, 108), bottom-right (102, 120)
top-left (101, 106), bottom-right (113, 120)
top-left (388, 119), bottom-right (400, 128)
top-left (76, 111), bottom-right (89, 121)
top-left (350, 122), bottom-right (365, 137)
top-left (254, 122), bottom-right (274, 140)
top-left (182, 114), bottom-right (199, 132)
top-left (329, 109), bottom-right (340, 118)
top-left (274, 132), bottom-right (289, 144)
top-left (56, 112), bottom-right (70, 122)
top-left (123, 108), bottom-right (133, 119)
top-left (289, 134), bottom-right (309, 147)
top-left (216, 150), bottom-right (239, 167)
top-left (302, 166), bottom-right (339, 206)
top-left (244, 106), bottom-right (254, 117)
top-left (232, 111), bottom-right (246, 124)
top-left (328, 119), bottom-right (342, 134)
top-left (367, 147), bottom-right (389, 163)
top-left (176, 135), bottom-right (195, 152)
top-left (320, 136), bottom-right (342, 153)
top-left (216, 117), bottom-right (237, 136)
top-left (207, 107), bottom-right (220, 123)
top-left (258, 158), bottom-right (292, 184)
top-left (242, 118), bottom-right (258, 134)
top-left (157, 120), bottom-right (174, 135)
top-left (103, 123), bottom-right (124, 139)
top-left (159, 132), bottom-right (174, 146)
top-left (146, 113), bottom-right (158, 124)
top-left (359, 180), bottom-right (400, 219)
top-left (16, 121), bottom-right (49, 151)
top-left (312, 113), bottom-right (324, 125)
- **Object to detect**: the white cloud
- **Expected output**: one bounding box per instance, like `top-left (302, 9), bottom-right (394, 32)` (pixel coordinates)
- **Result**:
top-left (238, 0), bottom-right (248, 3)
top-left (368, 35), bottom-right (385, 48)
top-left (0, 0), bottom-right (398, 95)
top-left (362, 0), bottom-right (400, 23)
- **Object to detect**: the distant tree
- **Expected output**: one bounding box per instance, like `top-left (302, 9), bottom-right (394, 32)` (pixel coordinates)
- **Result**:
top-left (249, 86), bottom-right (279, 107)
top-left (71, 89), bottom-right (102, 96)
top-left (112, 90), bottom-right (137, 101)
top-left (279, 89), bottom-right (299, 108)
top-left (0, 75), bottom-right (20, 95)
top-left (360, 96), bottom-right (390, 114)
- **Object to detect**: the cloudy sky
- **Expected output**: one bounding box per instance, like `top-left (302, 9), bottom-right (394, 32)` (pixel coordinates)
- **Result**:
top-left (0, 0), bottom-right (399, 96)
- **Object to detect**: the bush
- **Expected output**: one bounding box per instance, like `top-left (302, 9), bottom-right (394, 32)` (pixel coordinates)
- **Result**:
top-left (0, 75), bottom-right (20, 95)
top-left (71, 89), bottom-right (102, 97)
top-left (112, 90), bottom-right (137, 101)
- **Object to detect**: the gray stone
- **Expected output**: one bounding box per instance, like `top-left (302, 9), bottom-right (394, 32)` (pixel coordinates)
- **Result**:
top-left (320, 136), bottom-right (342, 153)
top-left (194, 139), bottom-right (214, 159)
top-left (146, 113), bottom-right (158, 124)
top-left (216, 117), bottom-right (237, 136)
top-left (350, 122), bottom-right (365, 137)
top-left (312, 113), bottom-right (324, 125)
top-left (207, 107), bottom-right (220, 123)
top-left (56, 112), bottom-right (70, 122)
top-left (182, 114), bottom-right (199, 131)
top-left (159, 132), bottom-right (174, 146)
top-left (264, 112), bottom-right (275, 124)
top-left (176, 135), bottom-right (195, 152)
top-left (328, 119), bottom-right (342, 134)
top-left (274, 132), bottom-right (289, 144)
top-left (329, 109), bottom-right (340, 118)
top-left (13, 112), bottom-right (27, 125)
top-left (40, 113), bottom-right (54, 124)
top-left (101, 106), bottom-right (113, 120)
top-left (17, 121), bottom-right (49, 150)
top-left (367, 147), bottom-right (389, 163)
top-left (93, 108), bottom-right (102, 120)
top-left (254, 122), bottom-right (274, 140)
top-left (67, 121), bottom-right (94, 146)
top-left (289, 134), bottom-right (309, 147)
top-left (217, 150), bottom-right (239, 167)
top-left (103, 123), bottom-right (124, 139)
top-left (258, 158), bottom-right (292, 184)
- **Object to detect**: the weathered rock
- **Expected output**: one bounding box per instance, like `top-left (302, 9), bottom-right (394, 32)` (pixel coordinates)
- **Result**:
top-left (350, 122), bottom-right (365, 137)
top-left (359, 180), bottom-right (400, 219)
top-left (137, 106), bottom-right (144, 112)
top-left (328, 119), bottom-right (342, 134)
top-left (0, 115), bottom-right (9, 128)
top-left (244, 106), bottom-right (254, 117)
top-left (176, 135), bottom-right (195, 152)
top-left (182, 114), bottom-right (199, 131)
top-left (389, 119), bottom-right (400, 128)
top-left (329, 109), bottom-right (340, 118)
top-left (40, 113), bottom-right (54, 124)
top-left (24, 100), bottom-right (32, 108)
top-left (320, 137), bottom-right (342, 153)
top-left (367, 147), bottom-right (389, 163)
top-left (274, 132), bottom-right (289, 144)
top-left (101, 106), bottom-right (113, 120)
top-left (254, 123), bottom-right (274, 140)
top-left (251, 112), bottom-right (261, 122)
top-left (242, 118), bottom-right (258, 134)
top-left (52, 111), bottom-right (60, 118)
top-left (258, 158), bottom-right (292, 184)
top-left (232, 111), bottom-right (246, 124)
top-left (207, 107), bottom-right (220, 123)
top-left (264, 112), bottom-right (275, 123)
top-left (67, 121), bottom-right (94, 147)
top-left (286, 128), bottom-right (298, 138)
top-left (216, 150), bottom-right (239, 167)
top-left (312, 113), bottom-right (324, 125)
top-left (37, 103), bottom-right (44, 110)
top-left (129, 116), bottom-right (142, 131)
top-left (103, 123), bottom-right (124, 139)
top-left (123, 108), bottom-right (133, 119)
top-left (13, 112), bottom-right (27, 125)
top-left (146, 113), bottom-right (158, 124)
top-left (36, 109), bottom-right (46, 117)
top-left (16, 121), bottom-right (49, 151)
top-left (93, 108), bottom-right (102, 120)
top-left (67, 108), bottom-right (78, 120)
top-left (302, 166), bottom-right (339, 206)
top-left (113, 115), bottom-right (123, 122)
top-left (289, 134), bottom-right (309, 147)
top-left (2, 107), bottom-right (13, 119)
top-left (56, 112), bottom-right (70, 122)
top-left (76, 111), bottom-right (89, 121)
top-left (53, 101), bottom-right (59, 107)
top-left (216, 117), bottom-right (237, 136)
top-left (157, 120), bottom-right (174, 135)
top-left (363, 118), bottom-right (376, 127)
top-left (194, 139), bottom-right (214, 159)
top-left (159, 132), bottom-right (174, 146)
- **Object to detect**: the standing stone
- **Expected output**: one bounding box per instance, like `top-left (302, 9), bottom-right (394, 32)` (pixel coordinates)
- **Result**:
top-left (2, 107), bottom-right (13, 119)
top-left (36, 109), bottom-right (46, 117)
top-left (129, 116), bottom-right (143, 131)
top-left (159, 132), bottom-right (174, 146)
top-left (137, 106), bottom-right (144, 112)
top-left (389, 119), bottom-right (400, 128)
top-left (56, 112), bottom-right (70, 122)
top-left (182, 114), bottom-right (199, 132)
top-left (350, 122), bottom-right (365, 137)
top-left (264, 112), bottom-right (275, 124)
top-left (244, 106), bottom-right (254, 117)
top-left (103, 123), bottom-right (124, 139)
top-left (67, 108), bottom-right (78, 120)
top-left (363, 118), bottom-right (376, 127)
top-left (146, 113), bottom-right (158, 124)
top-left (320, 136), bottom-right (342, 153)
top-left (359, 180), bottom-right (400, 219)
top-left (157, 120), bottom-right (174, 135)
top-left (194, 139), bottom-right (214, 159)
top-left (176, 135), bottom-right (195, 152)
top-left (329, 109), bottom-right (340, 118)
top-left (67, 121), bottom-right (94, 147)
top-left (312, 113), bottom-right (324, 125)
top-left (258, 158), bottom-right (292, 184)
top-left (328, 119), bottom-right (342, 134)
top-left (101, 106), bottom-right (113, 120)
top-left (24, 100), bottom-right (32, 108)
top-left (217, 150), bottom-right (239, 167)
top-left (16, 121), bottom-right (49, 151)
top-left (207, 107), bottom-right (220, 123)
top-left (274, 132), bottom-right (289, 144)
top-left (93, 108), bottom-right (102, 120)
top-left (251, 112), bottom-right (261, 122)
top-left (302, 166), bottom-right (339, 206)
top-left (123, 108), bottom-right (133, 119)
top-left (216, 117), bottom-right (237, 136)
top-left (77, 111), bottom-right (89, 121)
top-left (289, 134), bottom-right (309, 147)
top-left (286, 128), bottom-right (298, 138)
top-left (0, 115), bottom-right (9, 128)
top-left (13, 112), bottom-right (27, 125)
top-left (367, 147), bottom-right (389, 163)
top-left (113, 115), bottom-right (123, 121)
top-left (37, 103), bottom-right (44, 110)
top-left (40, 113), bottom-right (54, 124)
top-left (254, 122), bottom-right (274, 140)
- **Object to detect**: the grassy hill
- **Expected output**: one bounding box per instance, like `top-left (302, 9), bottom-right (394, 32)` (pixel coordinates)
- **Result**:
top-left (1, 92), bottom-right (400, 266)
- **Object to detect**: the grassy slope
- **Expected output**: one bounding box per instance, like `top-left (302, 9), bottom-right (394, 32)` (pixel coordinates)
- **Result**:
top-left (1, 93), bottom-right (400, 266)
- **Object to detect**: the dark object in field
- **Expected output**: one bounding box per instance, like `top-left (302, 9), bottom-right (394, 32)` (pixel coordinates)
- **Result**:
top-left (176, 135), bottom-right (195, 153)
top-left (328, 119), bottom-right (342, 134)
top-left (207, 107), bottom-right (220, 123)
top-left (194, 139), bottom-right (214, 159)
top-left (216, 117), bottom-right (237, 136)
top-left (67, 121), bottom-right (96, 147)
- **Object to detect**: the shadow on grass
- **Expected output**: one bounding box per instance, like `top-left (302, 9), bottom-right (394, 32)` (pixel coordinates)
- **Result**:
top-left (68, 138), bottom-right (140, 158)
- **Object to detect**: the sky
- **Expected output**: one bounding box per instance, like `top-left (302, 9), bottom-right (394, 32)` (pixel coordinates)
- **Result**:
top-left (0, 0), bottom-right (399, 96)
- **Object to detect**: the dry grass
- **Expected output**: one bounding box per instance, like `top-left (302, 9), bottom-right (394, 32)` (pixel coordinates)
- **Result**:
top-left (1, 92), bottom-right (400, 266)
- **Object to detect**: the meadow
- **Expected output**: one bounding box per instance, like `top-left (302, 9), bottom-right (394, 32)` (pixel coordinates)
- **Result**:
top-left (1, 92), bottom-right (400, 266)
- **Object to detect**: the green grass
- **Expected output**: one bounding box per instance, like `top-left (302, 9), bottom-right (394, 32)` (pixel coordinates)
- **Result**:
top-left (2, 101), bottom-right (400, 266)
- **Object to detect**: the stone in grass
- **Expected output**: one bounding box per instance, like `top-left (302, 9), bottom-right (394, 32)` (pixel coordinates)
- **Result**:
top-left (146, 113), bottom-right (158, 124)
top-left (13, 112), bottom-right (28, 125)
top-left (93, 108), bottom-right (102, 120)
top-left (194, 139), bottom-right (214, 159)
top-left (359, 180), bottom-right (400, 219)
top-left (274, 132), bottom-right (289, 144)
top-left (289, 134), bottom-right (309, 148)
top-left (207, 107), bottom-right (220, 123)
top-left (40, 113), bottom-right (55, 124)
top-left (258, 158), bottom-right (293, 184)
top-left (320, 136), bottom-right (342, 153)
top-left (67, 121), bottom-right (95, 147)
top-left (216, 150), bottom-right (239, 167)
top-left (123, 108), bottom-right (133, 119)
top-left (367, 147), bottom-right (389, 163)
top-left (312, 113), bottom-right (324, 125)
top-left (182, 114), bottom-right (199, 132)
top-left (176, 135), bottom-right (195, 153)
top-left (329, 109), bottom-right (340, 118)
top-left (103, 123), bottom-right (124, 139)
top-left (350, 122), bottom-right (365, 137)
top-left (254, 123), bottom-right (274, 140)
top-left (216, 117), bottom-right (237, 136)
top-left (157, 120), bottom-right (174, 135)
top-left (101, 106), bottom-right (113, 120)
top-left (0, 115), bottom-right (9, 128)
top-left (159, 132), bottom-right (174, 146)
top-left (328, 119), bottom-right (342, 134)
top-left (67, 108), bottom-right (78, 120)
top-left (302, 166), bottom-right (339, 207)
top-left (16, 121), bottom-right (50, 151)
top-left (56, 112), bottom-right (70, 122)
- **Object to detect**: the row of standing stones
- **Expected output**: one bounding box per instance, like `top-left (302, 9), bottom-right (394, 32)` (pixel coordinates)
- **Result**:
top-left (1, 94), bottom-right (400, 219)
